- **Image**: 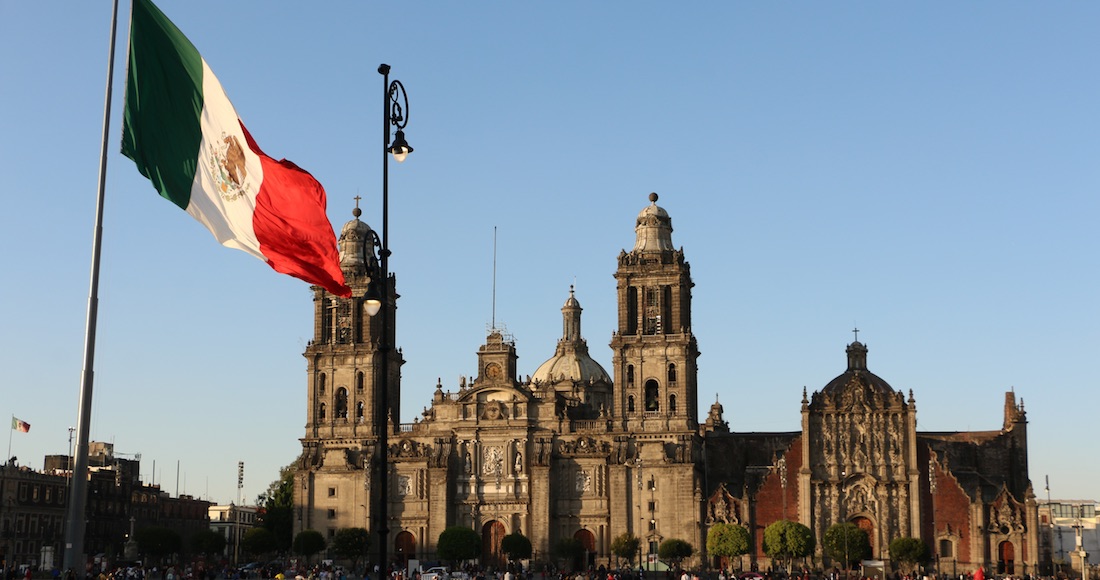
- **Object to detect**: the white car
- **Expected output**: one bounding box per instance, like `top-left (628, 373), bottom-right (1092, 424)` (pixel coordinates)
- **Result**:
top-left (422, 568), bottom-right (449, 580)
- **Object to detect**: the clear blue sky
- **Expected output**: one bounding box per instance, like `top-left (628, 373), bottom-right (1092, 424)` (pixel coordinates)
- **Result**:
top-left (1, 2), bottom-right (1096, 507)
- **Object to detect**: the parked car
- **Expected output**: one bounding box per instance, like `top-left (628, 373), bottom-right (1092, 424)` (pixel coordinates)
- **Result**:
top-left (422, 567), bottom-right (449, 580)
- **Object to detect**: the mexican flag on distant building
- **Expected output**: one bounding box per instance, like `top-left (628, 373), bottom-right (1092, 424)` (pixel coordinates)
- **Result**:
top-left (11, 416), bottom-right (30, 433)
top-left (121, 0), bottom-right (351, 297)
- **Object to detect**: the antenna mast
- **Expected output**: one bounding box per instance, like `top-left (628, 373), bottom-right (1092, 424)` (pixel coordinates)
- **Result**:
top-left (492, 226), bottom-right (497, 330)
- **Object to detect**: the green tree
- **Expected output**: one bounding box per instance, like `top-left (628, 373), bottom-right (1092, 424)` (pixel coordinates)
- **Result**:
top-left (437, 527), bottom-right (481, 565)
top-left (823, 523), bottom-right (871, 571)
top-left (610, 532), bottom-right (641, 569)
top-left (552, 538), bottom-right (584, 571)
top-left (763, 520), bottom-right (815, 572)
top-left (257, 463), bottom-right (297, 552)
top-left (658, 538), bottom-right (694, 570)
top-left (293, 530), bottom-right (327, 563)
top-left (707, 524), bottom-right (751, 571)
top-left (501, 532), bottom-right (532, 562)
top-left (330, 528), bottom-right (371, 571)
top-left (888, 537), bottom-right (930, 573)
top-left (134, 526), bottom-right (183, 564)
top-left (241, 527), bottom-right (279, 559)
top-left (190, 529), bottom-right (226, 559)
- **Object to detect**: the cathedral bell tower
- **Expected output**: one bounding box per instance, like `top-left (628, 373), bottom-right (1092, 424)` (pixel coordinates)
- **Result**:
top-left (610, 193), bottom-right (699, 431)
top-left (295, 205), bottom-right (404, 536)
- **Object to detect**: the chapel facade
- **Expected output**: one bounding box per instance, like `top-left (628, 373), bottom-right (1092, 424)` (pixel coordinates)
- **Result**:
top-left (294, 194), bottom-right (1039, 574)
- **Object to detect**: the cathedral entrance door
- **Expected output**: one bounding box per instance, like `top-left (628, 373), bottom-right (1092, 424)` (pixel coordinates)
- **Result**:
top-left (574, 529), bottom-right (596, 570)
top-left (852, 516), bottom-right (875, 558)
top-left (395, 531), bottom-right (416, 568)
top-left (998, 541), bottom-right (1015, 575)
top-left (482, 520), bottom-right (506, 570)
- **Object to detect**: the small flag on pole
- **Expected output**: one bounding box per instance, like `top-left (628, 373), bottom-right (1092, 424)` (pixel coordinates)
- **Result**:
top-left (11, 417), bottom-right (30, 433)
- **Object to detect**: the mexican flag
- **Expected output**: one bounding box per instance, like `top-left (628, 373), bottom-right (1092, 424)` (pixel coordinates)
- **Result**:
top-left (121, 0), bottom-right (351, 297)
top-left (11, 416), bottom-right (30, 433)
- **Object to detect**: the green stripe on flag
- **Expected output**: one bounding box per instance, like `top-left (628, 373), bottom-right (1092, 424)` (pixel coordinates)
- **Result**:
top-left (121, 0), bottom-right (205, 210)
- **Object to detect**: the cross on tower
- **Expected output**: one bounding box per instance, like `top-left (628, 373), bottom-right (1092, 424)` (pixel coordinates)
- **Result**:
top-left (354, 195), bottom-right (362, 209)
top-left (852, 327), bottom-right (860, 342)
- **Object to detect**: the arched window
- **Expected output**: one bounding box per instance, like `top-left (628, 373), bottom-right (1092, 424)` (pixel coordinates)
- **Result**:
top-left (356, 372), bottom-right (364, 393)
top-left (626, 365), bottom-right (634, 387)
top-left (667, 363), bottom-right (677, 385)
top-left (356, 401), bottom-right (365, 421)
top-left (627, 396), bottom-right (635, 413)
top-left (335, 388), bottom-right (348, 419)
top-left (645, 380), bottom-right (659, 412)
top-left (319, 373), bottom-right (326, 396)
top-left (318, 402), bottom-right (327, 421)
top-left (669, 394), bottom-right (677, 414)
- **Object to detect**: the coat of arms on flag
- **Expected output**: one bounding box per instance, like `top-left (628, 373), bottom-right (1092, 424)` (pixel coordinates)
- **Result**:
top-left (11, 417), bottom-right (30, 433)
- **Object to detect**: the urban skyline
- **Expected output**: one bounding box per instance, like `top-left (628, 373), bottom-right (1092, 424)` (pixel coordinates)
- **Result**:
top-left (1, 2), bottom-right (1096, 507)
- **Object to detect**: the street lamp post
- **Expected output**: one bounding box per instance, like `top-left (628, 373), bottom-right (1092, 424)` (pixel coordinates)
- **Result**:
top-left (364, 63), bottom-right (413, 577)
top-left (840, 469), bottom-right (848, 580)
top-left (929, 458), bottom-right (938, 576)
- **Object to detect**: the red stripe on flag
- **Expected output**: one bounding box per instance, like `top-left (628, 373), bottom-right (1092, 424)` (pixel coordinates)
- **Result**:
top-left (239, 123), bottom-right (351, 297)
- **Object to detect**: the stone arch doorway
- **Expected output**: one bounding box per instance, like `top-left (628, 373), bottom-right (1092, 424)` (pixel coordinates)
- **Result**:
top-left (998, 541), bottom-right (1015, 575)
top-left (852, 516), bottom-right (875, 557)
top-left (574, 528), bottom-right (597, 569)
top-left (482, 520), bottom-right (506, 569)
top-left (395, 531), bottom-right (416, 568)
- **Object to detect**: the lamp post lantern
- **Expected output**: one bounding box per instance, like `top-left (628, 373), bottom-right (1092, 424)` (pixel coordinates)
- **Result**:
top-left (364, 63), bottom-right (413, 575)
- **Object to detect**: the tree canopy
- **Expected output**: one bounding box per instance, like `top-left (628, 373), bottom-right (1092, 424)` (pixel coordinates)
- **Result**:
top-left (823, 523), bottom-right (871, 569)
top-left (501, 532), bottom-right (533, 562)
top-left (189, 529), bottom-right (226, 558)
top-left (241, 527), bottom-right (279, 559)
top-left (437, 526), bottom-right (482, 564)
top-left (553, 538), bottom-right (584, 571)
top-left (658, 538), bottom-right (695, 569)
top-left (293, 530), bottom-right (327, 562)
top-left (611, 532), bottom-right (641, 568)
top-left (763, 520), bottom-right (815, 571)
top-left (135, 526), bottom-right (182, 563)
top-left (888, 537), bottom-right (930, 573)
top-left (707, 524), bottom-right (751, 570)
top-left (330, 528), bottom-right (371, 570)
top-left (257, 462), bottom-right (297, 552)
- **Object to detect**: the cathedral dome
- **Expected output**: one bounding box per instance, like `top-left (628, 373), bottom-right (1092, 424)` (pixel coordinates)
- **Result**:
top-left (633, 192), bottom-right (675, 253)
top-left (338, 207), bottom-right (377, 274)
top-left (531, 288), bottom-right (612, 385)
top-left (530, 350), bottom-right (612, 384)
top-left (820, 340), bottom-right (897, 397)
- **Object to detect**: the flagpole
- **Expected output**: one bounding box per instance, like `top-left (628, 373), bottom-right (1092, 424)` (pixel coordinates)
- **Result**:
top-left (63, 0), bottom-right (122, 573)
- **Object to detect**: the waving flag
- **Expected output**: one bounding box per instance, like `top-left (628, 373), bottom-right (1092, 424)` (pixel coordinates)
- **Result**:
top-left (11, 417), bottom-right (30, 433)
top-left (121, 0), bottom-right (351, 297)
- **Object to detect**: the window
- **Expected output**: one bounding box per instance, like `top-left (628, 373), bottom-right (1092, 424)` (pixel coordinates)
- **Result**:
top-left (319, 373), bottom-right (326, 396)
top-left (627, 396), bottom-right (635, 413)
top-left (647, 477), bottom-right (656, 491)
top-left (328, 487), bottom-right (337, 497)
top-left (357, 401), bottom-right (365, 420)
top-left (940, 539), bottom-right (954, 558)
top-left (335, 387), bottom-right (349, 419)
top-left (667, 363), bottom-right (677, 384)
top-left (329, 528), bottom-right (336, 538)
top-left (319, 402), bottom-right (327, 421)
top-left (327, 508), bottom-right (336, 519)
top-left (626, 365), bottom-right (635, 387)
top-left (356, 372), bottom-right (365, 393)
top-left (648, 501), bottom-right (656, 512)
top-left (669, 394), bottom-right (677, 414)
top-left (649, 519), bottom-right (656, 531)
top-left (645, 380), bottom-right (659, 411)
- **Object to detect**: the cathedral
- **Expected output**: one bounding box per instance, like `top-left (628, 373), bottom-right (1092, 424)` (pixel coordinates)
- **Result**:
top-left (294, 193), bottom-right (1039, 574)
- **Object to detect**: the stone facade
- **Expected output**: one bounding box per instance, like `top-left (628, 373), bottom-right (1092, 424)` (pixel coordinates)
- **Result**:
top-left (295, 194), bottom-right (1038, 573)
